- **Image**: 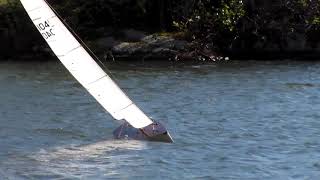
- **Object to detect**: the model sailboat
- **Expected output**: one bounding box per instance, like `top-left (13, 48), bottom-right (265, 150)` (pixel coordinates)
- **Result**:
top-left (19, 0), bottom-right (173, 143)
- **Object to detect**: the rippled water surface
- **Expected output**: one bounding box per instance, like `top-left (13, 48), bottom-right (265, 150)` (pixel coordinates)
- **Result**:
top-left (1, 60), bottom-right (320, 179)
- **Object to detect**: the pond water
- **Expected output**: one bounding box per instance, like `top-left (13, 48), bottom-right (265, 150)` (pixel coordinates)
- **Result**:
top-left (1, 60), bottom-right (320, 179)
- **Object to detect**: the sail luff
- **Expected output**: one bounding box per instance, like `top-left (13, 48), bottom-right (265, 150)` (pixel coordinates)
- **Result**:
top-left (19, 0), bottom-right (153, 128)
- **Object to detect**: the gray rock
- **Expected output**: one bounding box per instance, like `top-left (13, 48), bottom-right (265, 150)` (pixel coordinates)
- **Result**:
top-left (110, 34), bottom-right (189, 60)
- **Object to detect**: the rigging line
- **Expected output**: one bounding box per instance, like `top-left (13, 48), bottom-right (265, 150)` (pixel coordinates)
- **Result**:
top-left (43, 0), bottom-right (111, 74)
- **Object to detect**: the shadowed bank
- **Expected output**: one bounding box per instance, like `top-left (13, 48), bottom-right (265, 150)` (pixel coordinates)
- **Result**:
top-left (1, 0), bottom-right (320, 61)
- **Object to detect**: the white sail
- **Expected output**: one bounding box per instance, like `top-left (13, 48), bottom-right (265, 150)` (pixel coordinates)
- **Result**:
top-left (19, 0), bottom-right (153, 128)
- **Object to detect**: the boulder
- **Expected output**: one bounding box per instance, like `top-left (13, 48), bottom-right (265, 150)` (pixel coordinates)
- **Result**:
top-left (110, 34), bottom-right (189, 60)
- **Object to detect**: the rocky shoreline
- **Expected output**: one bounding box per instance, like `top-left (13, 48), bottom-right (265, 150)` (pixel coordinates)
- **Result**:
top-left (1, 0), bottom-right (320, 61)
top-left (1, 10), bottom-right (320, 61)
top-left (2, 27), bottom-right (320, 61)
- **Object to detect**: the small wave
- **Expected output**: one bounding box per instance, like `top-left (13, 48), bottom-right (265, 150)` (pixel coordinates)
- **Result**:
top-left (285, 83), bottom-right (316, 88)
top-left (33, 128), bottom-right (87, 139)
top-left (0, 173), bottom-right (22, 180)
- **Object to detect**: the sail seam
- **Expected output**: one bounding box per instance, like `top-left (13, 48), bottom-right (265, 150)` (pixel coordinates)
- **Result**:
top-left (32, 17), bottom-right (41, 21)
top-left (49, 15), bottom-right (57, 20)
top-left (87, 75), bottom-right (108, 86)
top-left (27, 6), bottom-right (42, 13)
top-left (47, 40), bottom-right (57, 43)
top-left (57, 45), bottom-right (81, 57)
top-left (120, 103), bottom-right (134, 111)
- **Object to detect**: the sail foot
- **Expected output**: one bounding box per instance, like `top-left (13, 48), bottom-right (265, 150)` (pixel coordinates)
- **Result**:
top-left (113, 121), bottom-right (173, 143)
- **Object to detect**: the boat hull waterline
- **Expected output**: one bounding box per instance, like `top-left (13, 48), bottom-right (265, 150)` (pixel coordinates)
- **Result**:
top-left (113, 121), bottom-right (174, 143)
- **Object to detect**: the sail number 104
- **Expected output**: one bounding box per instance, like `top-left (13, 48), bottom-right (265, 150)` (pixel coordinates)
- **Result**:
top-left (36, 21), bottom-right (55, 39)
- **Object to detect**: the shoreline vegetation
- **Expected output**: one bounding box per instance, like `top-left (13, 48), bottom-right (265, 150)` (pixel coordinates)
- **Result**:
top-left (1, 0), bottom-right (320, 61)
